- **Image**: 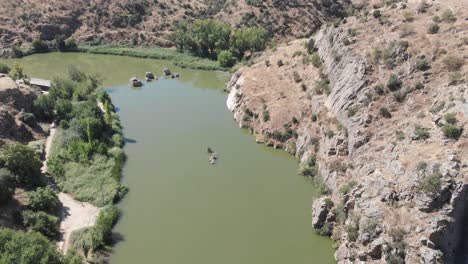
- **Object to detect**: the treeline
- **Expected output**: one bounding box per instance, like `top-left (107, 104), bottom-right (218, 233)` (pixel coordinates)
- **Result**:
top-left (171, 19), bottom-right (268, 67)
top-left (0, 66), bottom-right (126, 262)
top-left (38, 66), bottom-right (128, 207)
top-left (0, 137), bottom-right (82, 263)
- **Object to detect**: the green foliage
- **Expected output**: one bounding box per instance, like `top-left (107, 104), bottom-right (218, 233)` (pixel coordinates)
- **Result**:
top-left (172, 19), bottom-right (267, 63)
top-left (373, 10), bottom-right (381, 18)
top-left (414, 82), bottom-right (424, 90)
top-left (217, 50), bottom-right (236, 67)
top-left (419, 173), bottom-right (442, 194)
top-left (0, 144), bottom-right (43, 187)
top-left (95, 205), bottom-right (120, 240)
top-left (10, 63), bottom-right (27, 81)
top-left (0, 63), bottom-right (10, 74)
top-left (32, 40), bottom-right (49, 53)
top-left (22, 210), bottom-right (60, 239)
top-left (415, 57), bottom-right (430, 71)
top-left (277, 59), bottom-right (284, 67)
top-left (417, 161), bottom-right (427, 171)
top-left (34, 94), bottom-right (56, 120)
top-left (79, 45), bottom-right (225, 71)
top-left (375, 83), bottom-right (385, 95)
top-left (315, 79), bottom-right (331, 95)
top-left (0, 228), bottom-right (67, 264)
top-left (0, 168), bottom-right (15, 205)
top-left (414, 126), bottom-right (430, 140)
top-left (443, 55), bottom-right (464, 71)
top-left (427, 23), bottom-right (440, 34)
top-left (444, 113), bottom-right (457, 125)
top-left (387, 74), bottom-right (402, 91)
top-left (70, 227), bottom-right (103, 257)
top-left (293, 71), bottom-right (302, 83)
top-left (339, 181), bottom-right (357, 195)
top-left (385, 228), bottom-right (407, 264)
top-left (311, 53), bottom-right (322, 68)
top-left (262, 111), bottom-right (270, 122)
top-left (346, 221), bottom-right (359, 242)
top-left (331, 203), bottom-right (346, 223)
top-left (441, 9), bottom-right (456, 23)
top-left (379, 107), bottom-right (392, 118)
top-left (316, 222), bottom-right (332, 236)
top-left (230, 26), bottom-right (268, 58)
top-left (27, 186), bottom-right (60, 214)
top-left (442, 125), bottom-right (462, 139)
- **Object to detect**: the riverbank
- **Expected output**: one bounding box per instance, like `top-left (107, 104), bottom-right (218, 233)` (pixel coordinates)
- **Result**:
top-left (79, 45), bottom-right (228, 72)
top-left (41, 125), bottom-right (101, 253)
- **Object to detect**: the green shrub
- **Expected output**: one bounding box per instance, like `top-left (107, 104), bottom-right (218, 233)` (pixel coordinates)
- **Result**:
top-left (315, 79), bottom-right (331, 95)
top-left (415, 58), bottom-right (430, 71)
top-left (331, 203), bottom-right (346, 223)
top-left (0, 144), bottom-right (43, 187)
top-left (442, 125), bottom-right (462, 139)
top-left (0, 228), bottom-right (67, 263)
top-left (441, 9), bottom-right (456, 23)
top-left (293, 71), bottom-right (302, 83)
top-left (277, 59), bottom-right (284, 67)
top-left (27, 186), bottom-right (60, 214)
top-left (0, 63), bottom-right (10, 74)
top-left (419, 173), bottom-right (442, 195)
top-left (443, 55), bottom-right (464, 71)
top-left (379, 107), bottom-right (392, 118)
top-left (444, 113), bottom-right (457, 125)
top-left (373, 10), bottom-right (381, 18)
top-left (414, 126), bottom-right (430, 140)
top-left (346, 223), bottom-right (359, 242)
top-left (217, 50), bottom-right (236, 67)
top-left (393, 90), bottom-right (406, 103)
top-left (0, 168), bottom-right (15, 205)
top-left (375, 83), bottom-right (385, 95)
top-left (339, 181), bottom-right (357, 195)
top-left (311, 53), bottom-right (322, 68)
top-left (414, 82), bottom-right (424, 90)
top-left (417, 161), bottom-right (427, 171)
top-left (96, 205), bottom-right (119, 240)
top-left (316, 222), bottom-right (332, 236)
top-left (387, 74), bottom-right (402, 91)
top-left (70, 227), bottom-right (103, 257)
top-left (22, 210), bottom-right (60, 239)
top-left (427, 23), bottom-right (440, 34)
top-left (262, 111), bottom-right (270, 122)
top-left (32, 40), bottom-right (49, 53)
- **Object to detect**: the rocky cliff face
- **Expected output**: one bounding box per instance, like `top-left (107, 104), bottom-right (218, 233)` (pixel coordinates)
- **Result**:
top-left (227, 0), bottom-right (468, 263)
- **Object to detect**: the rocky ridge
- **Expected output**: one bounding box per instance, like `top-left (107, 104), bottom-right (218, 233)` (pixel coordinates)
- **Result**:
top-left (0, 0), bottom-right (350, 52)
top-left (227, 0), bottom-right (467, 263)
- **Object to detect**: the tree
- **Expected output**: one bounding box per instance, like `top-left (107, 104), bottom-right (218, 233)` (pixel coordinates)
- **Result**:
top-left (10, 63), bottom-right (27, 81)
top-left (55, 99), bottom-right (73, 121)
top-left (22, 210), bottom-right (60, 239)
top-left (32, 40), bottom-right (49, 53)
top-left (0, 144), bottom-right (43, 187)
top-left (0, 168), bottom-right (15, 205)
top-left (0, 63), bottom-right (10, 74)
top-left (0, 228), bottom-right (66, 264)
top-left (190, 19), bottom-right (232, 58)
top-left (34, 94), bottom-right (56, 121)
top-left (27, 186), bottom-right (60, 214)
top-left (55, 35), bottom-right (66, 52)
top-left (230, 26), bottom-right (268, 59)
top-left (217, 50), bottom-right (236, 67)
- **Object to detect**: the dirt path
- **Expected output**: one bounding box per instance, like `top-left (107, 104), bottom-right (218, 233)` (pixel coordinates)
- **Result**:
top-left (41, 125), bottom-right (100, 253)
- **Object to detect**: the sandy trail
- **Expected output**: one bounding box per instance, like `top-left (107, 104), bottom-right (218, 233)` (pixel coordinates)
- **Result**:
top-left (41, 125), bottom-right (100, 253)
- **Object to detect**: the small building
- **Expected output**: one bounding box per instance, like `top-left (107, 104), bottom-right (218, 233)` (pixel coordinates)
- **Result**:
top-left (30, 78), bottom-right (52, 91)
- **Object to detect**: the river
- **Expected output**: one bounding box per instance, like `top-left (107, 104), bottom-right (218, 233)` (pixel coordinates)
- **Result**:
top-left (3, 53), bottom-right (334, 264)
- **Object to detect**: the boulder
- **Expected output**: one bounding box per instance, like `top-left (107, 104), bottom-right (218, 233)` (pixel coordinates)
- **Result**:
top-left (163, 68), bottom-right (171, 76)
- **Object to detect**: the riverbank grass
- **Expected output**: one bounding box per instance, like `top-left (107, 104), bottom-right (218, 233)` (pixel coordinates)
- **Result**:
top-left (79, 45), bottom-right (227, 71)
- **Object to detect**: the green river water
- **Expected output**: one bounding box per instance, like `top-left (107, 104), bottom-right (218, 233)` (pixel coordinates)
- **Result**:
top-left (3, 53), bottom-right (334, 264)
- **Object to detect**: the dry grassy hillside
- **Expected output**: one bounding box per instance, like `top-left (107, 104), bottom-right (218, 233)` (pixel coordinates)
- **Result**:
top-left (0, 0), bottom-right (350, 49)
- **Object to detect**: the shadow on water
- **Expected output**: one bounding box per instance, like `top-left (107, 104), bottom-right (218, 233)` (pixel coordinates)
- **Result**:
top-left (124, 138), bottom-right (137, 144)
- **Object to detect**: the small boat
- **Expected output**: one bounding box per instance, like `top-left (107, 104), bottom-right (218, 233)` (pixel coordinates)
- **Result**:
top-left (129, 77), bottom-right (143, 87)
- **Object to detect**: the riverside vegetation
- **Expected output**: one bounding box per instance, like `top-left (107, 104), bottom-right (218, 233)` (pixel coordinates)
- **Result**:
top-left (0, 65), bottom-right (125, 263)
